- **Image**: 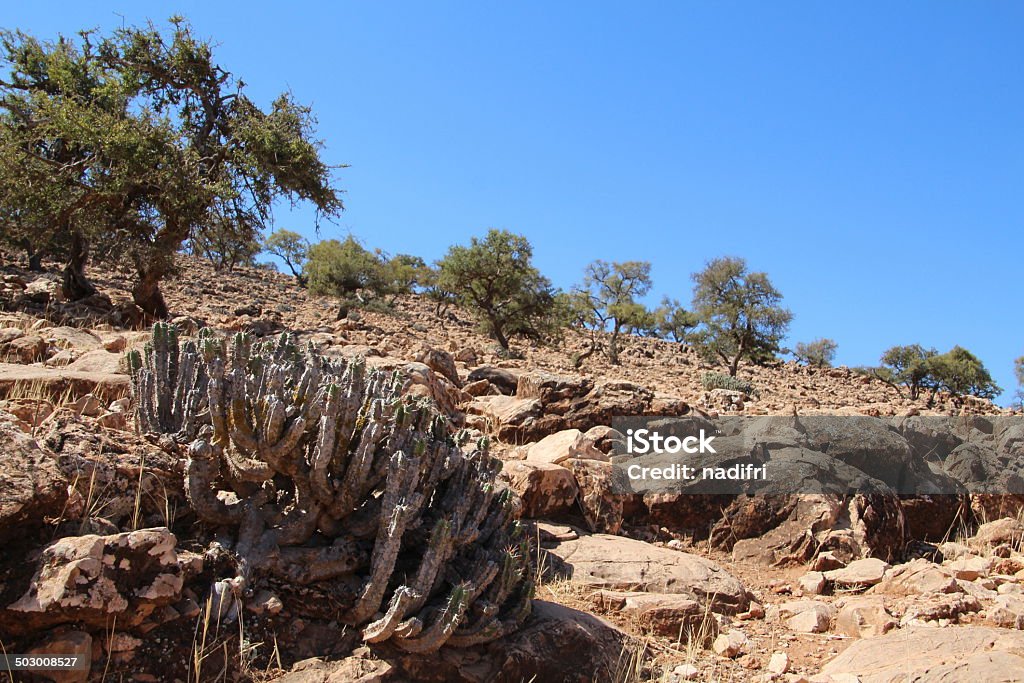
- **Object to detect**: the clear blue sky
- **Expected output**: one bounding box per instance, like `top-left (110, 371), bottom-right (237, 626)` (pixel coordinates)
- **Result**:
top-left (7, 2), bottom-right (1023, 402)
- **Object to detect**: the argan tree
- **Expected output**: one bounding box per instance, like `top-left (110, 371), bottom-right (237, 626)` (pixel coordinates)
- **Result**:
top-left (304, 236), bottom-right (390, 304)
top-left (574, 260), bottom-right (653, 364)
top-left (794, 338), bottom-right (838, 368)
top-left (0, 19), bottom-right (342, 317)
top-left (264, 229), bottom-right (310, 284)
top-left (691, 256), bottom-right (792, 376)
top-left (653, 296), bottom-right (698, 343)
top-left (874, 344), bottom-right (938, 399)
top-left (436, 229), bottom-right (557, 353)
top-left (928, 346), bottom-right (1000, 401)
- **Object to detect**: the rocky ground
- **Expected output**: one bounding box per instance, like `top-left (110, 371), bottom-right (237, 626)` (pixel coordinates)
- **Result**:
top-left (1, 254), bottom-right (1023, 683)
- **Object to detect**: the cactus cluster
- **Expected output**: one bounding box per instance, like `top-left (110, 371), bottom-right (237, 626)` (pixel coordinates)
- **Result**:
top-left (700, 371), bottom-right (758, 397)
top-left (129, 324), bottom-right (532, 652)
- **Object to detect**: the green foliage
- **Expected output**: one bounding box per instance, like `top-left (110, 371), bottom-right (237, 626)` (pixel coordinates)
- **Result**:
top-left (436, 229), bottom-right (558, 351)
top-left (0, 19), bottom-right (342, 316)
top-left (875, 344), bottom-right (1000, 401)
top-left (794, 338), bottom-right (838, 368)
top-left (876, 344), bottom-right (938, 399)
top-left (653, 296), bottom-right (698, 343)
top-left (263, 229), bottom-right (310, 282)
top-left (304, 237), bottom-right (389, 300)
top-left (700, 371), bottom-right (758, 397)
top-left (188, 212), bottom-right (261, 271)
top-left (927, 346), bottom-right (1000, 400)
top-left (383, 253), bottom-right (432, 300)
top-left (691, 257), bottom-right (792, 376)
top-left (574, 260), bottom-right (653, 364)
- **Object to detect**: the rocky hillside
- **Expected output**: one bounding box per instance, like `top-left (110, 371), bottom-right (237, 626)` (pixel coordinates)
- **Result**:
top-left (1, 254), bottom-right (1023, 683)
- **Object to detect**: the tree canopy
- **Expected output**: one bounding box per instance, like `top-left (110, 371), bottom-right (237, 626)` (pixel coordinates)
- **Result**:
top-left (691, 256), bottom-right (792, 376)
top-left (0, 18), bottom-right (342, 317)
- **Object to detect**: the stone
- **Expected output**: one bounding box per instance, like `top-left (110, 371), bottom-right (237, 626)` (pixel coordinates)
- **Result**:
top-left (526, 428), bottom-right (607, 465)
top-left (501, 460), bottom-right (578, 518)
top-left (0, 410), bottom-right (68, 544)
top-left (466, 365), bottom-right (520, 394)
top-left (582, 425), bottom-right (626, 454)
top-left (824, 558), bottom-right (889, 587)
top-left (835, 596), bottom-right (896, 638)
top-left (516, 371), bottom-right (593, 404)
top-left (590, 590), bottom-right (717, 639)
top-left (102, 336), bottom-right (127, 353)
top-left (945, 554), bottom-right (992, 581)
top-left (73, 393), bottom-right (103, 417)
top-left (45, 327), bottom-right (102, 351)
top-left (4, 334), bottom-right (48, 362)
top-left (3, 527), bottom-right (183, 633)
top-left (568, 458), bottom-right (625, 534)
top-left (990, 594), bottom-right (1024, 630)
top-left (416, 347), bottom-right (461, 387)
top-left (974, 518), bottom-right (1024, 549)
top-left (798, 572), bottom-right (826, 596)
top-left (65, 349), bottom-right (124, 374)
top-left (767, 653), bottom-right (790, 675)
top-left (820, 626), bottom-right (1024, 681)
top-left (465, 395), bottom-right (542, 441)
top-left (713, 629), bottom-right (751, 658)
top-left (25, 629), bottom-right (92, 683)
top-left (0, 363), bottom-right (129, 402)
top-left (546, 533), bottom-right (751, 614)
top-left (673, 663), bottom-right (700, 680)
top-left (770, 600), bottom-right (834, 633)
top-left (810, 551), bottom-right (845, 572)
top-left (870, 558), bottom-right (959, 596)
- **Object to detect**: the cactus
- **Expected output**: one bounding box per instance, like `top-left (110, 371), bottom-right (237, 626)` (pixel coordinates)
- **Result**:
top-left (128, 322), bottom-right (211, 442)
top-left (132, 325), bottom-right (532, 652)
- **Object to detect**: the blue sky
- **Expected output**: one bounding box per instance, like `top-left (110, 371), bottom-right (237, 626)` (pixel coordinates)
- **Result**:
top-left (7, 2), bottom-right (1023, 402)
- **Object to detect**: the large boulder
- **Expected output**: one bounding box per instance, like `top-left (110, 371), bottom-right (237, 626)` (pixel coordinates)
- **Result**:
top-left (3, 527), bottom-right (184, 633)
top-left (0, 362), bottom-right (129, 401)
top-left (501, 461), bottom-right (578, 519)
top-left (820, 626), bottom-right (1024, 682)
top-left (546, 533), bottom-right (750, 614)
top-left (0, 410), bottom-right (68, 545)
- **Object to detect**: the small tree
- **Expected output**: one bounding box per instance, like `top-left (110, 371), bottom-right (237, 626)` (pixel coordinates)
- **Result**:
top-left (875, 344), bottom-right (938, 399)
top-left (653, 297), bottom-right (698, 343)
top-left (382, 253), bottom-right (431, 302)
top-left (575, 260), bottom-right (653, 364)
top-left (927, 346), bottom-right (1001, 401)
top-left (264, 229), bottom-right (310, 284)
top-left (691, 256), bottom-right (792, 376)
top-left (794, 338), bottom-right (838, 368)
top-left (304, 237), bottom-right (389, 301)
top-left (436, 229), bottom-right (557, 352)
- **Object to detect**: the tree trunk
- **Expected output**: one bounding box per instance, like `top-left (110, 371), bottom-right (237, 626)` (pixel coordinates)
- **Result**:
top-left (728, 355), bottom-right (741, 377)
top-left (608, 326), bottom-right (621, 364)
top-left (132, 266), bottom-right (170, 319)
top-left (62, 231), bottom-right (97, 300)
top-left (27, 251), bottom-right (43, 272)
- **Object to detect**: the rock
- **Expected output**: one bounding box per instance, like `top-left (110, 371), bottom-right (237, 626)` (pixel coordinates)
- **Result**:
top-left (810, 551), bottom-right (846, 572)
top-left (798, 572), bottom-right (826, 596)
top-left (713, 629), bottom-right (751, 658)
top-left (465, 395), bottom-right (542, 441)
top-left (767, 653), bottom-right (790, 675)
top-left (501, 460), bottom-right (579, 518)
top-left (25, 629), bottom-right (92, 683)
top-left (672, 663), bottom-right (700, 680)
top-left (824, 558), bottom-right (890, 588)
top-left (835, 596), bottom-right (896, 638)
top-left (527, 429), bottom-right (606, 465)
top-left (899, 592), bottom-right (982, 625)
top-left (945, 554), bottom-right (992, 581)
top-left (974, 518), bottom-right (1024, 549)
top-left (3, 527), bottom-right (183, 633)
top-left (73, 393), bottom-right (103, 417)
top-left (769, 600), bottom-right (834, 633)
top-left (516, 371), bottom-right (593, 404)
top-left (546, 533), bottom-right (751, 613)
top-left (416, 347), bottom-right (461, 387)
top-left (900, 494), bottom-right (971, 542)
top-left (820, 626), bottom-right (1024, 681)
top-left (65, 349), bottom-right (124, 374)
top-left (0, 327), bottom-right (24, 344)
top-left (990, 594), bottom-right (1024, 629)
top-left (401, 362), bottom-right (465, 418)
top-left (3, 334), bottom-right (48, 362)
top-left (583, 425), bottom-right (626, 454)
top-left (591, 590), bottom-right (717, 639)
top-left (103, 336), bottom-right (127, 353)
top-left (568, 459), bottom-right (626, 534)
top-left (45, 326), bottom-right (102, 351)
top-left (0, 362), bottom-right (129, 401)
top-left (462, 378), bottom-right (491, 397)
top-left (0, 410), bottom-right (68, 544)
top-left (870, 558), bottom-right (959, 596)
top-left (466, 365), bottom-right (520, 395)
